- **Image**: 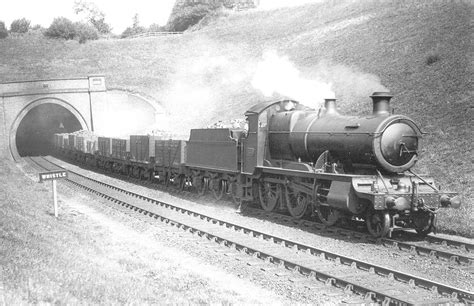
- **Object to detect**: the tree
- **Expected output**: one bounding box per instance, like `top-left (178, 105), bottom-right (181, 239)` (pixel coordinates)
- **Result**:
top-left (73, 21), bottom-right (99, 43)
top-left (10, 18), bottom-right (31, 33)
top-left (73, 0), bottom-right (112, 34)
top-left (44, 17), bottom-right (76, 40)
top-left (120, 13), bottom-right (146, 38)
top-left (0, 21), bottom-right (8, 39)
top-left (132, 13), bottom-right (140, 29)
top-left (167, 3), bottom-right (218, 32)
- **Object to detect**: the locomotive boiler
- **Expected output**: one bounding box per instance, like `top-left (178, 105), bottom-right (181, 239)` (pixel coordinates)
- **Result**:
top-left (269, 93), bottom-right (420, 173)
top-left (54, 92), bottom-right (461, 238)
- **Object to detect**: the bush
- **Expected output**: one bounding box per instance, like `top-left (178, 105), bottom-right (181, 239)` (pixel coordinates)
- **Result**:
top-left (426, 54), bottom-right (440, 66)
top-left (10, 18), bottom-right (31, 33)
top-left (167, 3), bottom-right (218, 32)
top-left (120, 26), bottom-right (146, 38)
top-left (45, 17), bottom-right (76, 40)
top-left (74, 22), bottom-right (99, 43)
top-left (0, 21), bottom-right (7, 39)
top-left (148, 23), bottom-right (165, 32)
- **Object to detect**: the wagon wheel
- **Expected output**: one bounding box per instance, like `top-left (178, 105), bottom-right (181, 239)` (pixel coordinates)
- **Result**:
top-left (197, 177), bottom-right (209, 196)
top-left (285, 187), bottom-right (310, 219)
top-left (163, 172), bottom-right (170, 187)
top-left (179, 175), bottom-right (191, 191)
top-left (366, 209), bottom-right (391, 237)
top-left (258, 182), bottom-right (280, 212)
top-left (413, 211), bottom-right (434, 237)
top-left (210, 179), bottom-right (225, 200)
top-left (147, 169), bottom-right (154, 182)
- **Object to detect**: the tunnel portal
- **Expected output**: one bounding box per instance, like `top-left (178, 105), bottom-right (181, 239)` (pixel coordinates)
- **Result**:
top-left (16, 103), bottom-right (82, 156)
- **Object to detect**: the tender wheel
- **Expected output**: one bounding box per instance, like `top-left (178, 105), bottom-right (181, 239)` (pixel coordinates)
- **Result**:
top-left (197, 177), bottom-right (208, 196)
top-left (210, 179), bottom-right (225, 200)
top-left (285, 187), bottom-right (310, 219)
top-left (258, 182), bottom-right (280, 212)
top-left (229, 182), bottom-right (241, 205)
top-left (413, 211), bottom-right (434, 237)
top-left (366, 209), bottom-right (391, 237)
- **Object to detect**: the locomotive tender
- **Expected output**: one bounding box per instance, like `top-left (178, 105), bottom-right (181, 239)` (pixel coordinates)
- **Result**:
top-left (54, 92), bottom-right (461, 237)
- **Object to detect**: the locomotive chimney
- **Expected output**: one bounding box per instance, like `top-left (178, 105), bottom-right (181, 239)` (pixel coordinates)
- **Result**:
top-left (324, 98), bottom-right (338, 115)
top-left (370, 92), bottom-right (393, 116)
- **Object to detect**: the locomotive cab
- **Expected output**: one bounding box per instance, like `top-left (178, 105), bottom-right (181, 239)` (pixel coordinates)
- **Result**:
top-left (241, 100), bottom-right (309, 174)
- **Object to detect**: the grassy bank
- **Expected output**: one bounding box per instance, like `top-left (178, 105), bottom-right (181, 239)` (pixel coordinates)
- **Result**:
top-left (0, 159), bottom-right (283, 304)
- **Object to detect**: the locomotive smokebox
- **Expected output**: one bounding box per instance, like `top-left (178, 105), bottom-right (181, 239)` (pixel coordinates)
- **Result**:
top-left (371, 92), bottom-right (393, 116)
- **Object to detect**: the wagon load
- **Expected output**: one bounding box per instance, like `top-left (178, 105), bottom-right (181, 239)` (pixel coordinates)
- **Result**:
top-left (73, 130), bottom-right (98, 154)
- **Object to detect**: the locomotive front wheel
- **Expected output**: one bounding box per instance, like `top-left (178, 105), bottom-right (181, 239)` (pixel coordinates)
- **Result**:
top-left (366, 210), bottom-right (391, 237)
top-left (285, 187), bottom-right (310, 219)
top-left (258, 182), bottom-right (280, 212)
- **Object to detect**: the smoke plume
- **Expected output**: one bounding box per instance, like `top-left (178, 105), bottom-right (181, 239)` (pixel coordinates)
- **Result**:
top-left (251, 50), bottom-right (335, 109)
top-left (156, 40), bottom-right (388, 132)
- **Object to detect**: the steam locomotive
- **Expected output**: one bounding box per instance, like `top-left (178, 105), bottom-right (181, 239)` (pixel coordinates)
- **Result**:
top-left (54, 92), bottom-right (461, 237)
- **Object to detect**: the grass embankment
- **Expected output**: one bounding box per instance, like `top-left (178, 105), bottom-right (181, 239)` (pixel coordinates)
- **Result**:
top-left (0, 159), bottom-right (282, 304)
top-left (0, 0), bottom-right (471, 236)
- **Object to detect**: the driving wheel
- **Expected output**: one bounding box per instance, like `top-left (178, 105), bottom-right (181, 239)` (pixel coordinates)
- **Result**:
top-left (285, 187), bottom-right (310, 219)
top-left (258, 182), bottom-right (280, 212)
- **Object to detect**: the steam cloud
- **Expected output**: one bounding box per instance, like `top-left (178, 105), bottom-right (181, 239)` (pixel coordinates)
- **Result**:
top-left (252, 50), bottom-right (335, 109)
top-left (156, 43), bottom-right (387, 133)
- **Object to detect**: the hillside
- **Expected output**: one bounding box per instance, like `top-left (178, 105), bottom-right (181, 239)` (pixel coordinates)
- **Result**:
top-left (0, 0), bottom-right (472, 234)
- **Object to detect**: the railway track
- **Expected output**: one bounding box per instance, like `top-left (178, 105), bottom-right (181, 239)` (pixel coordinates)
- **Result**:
top-left (245, 209), bottom-right (474, 266)
top-left (52, 154), bottom-right (473, 266)
top-left (26, 156), bottom-right (474, 304)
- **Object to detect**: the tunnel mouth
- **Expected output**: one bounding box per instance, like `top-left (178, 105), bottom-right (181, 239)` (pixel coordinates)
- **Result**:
top-left (15, 103), bottom-right (82, 157)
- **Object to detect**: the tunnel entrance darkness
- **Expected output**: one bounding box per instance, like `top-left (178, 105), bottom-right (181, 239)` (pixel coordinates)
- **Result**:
top-left (16, 103), bottom-right (82, 156)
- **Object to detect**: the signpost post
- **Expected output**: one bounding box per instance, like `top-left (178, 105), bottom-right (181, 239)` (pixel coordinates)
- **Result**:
top-left (39, 170), bottom-right (68, 218)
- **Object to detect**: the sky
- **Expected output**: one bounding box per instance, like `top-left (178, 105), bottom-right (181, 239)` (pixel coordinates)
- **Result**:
top-left (2, 0), bottom-right (321, 34)
top-left (2, 0), bottom-right (176, 34)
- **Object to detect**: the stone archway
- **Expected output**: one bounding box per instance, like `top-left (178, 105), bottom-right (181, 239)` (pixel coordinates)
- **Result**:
top-left (9, 97), bottom-right (89, 160)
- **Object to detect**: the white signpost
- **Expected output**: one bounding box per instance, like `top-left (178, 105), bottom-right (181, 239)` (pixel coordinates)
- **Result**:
top-left (39, 170), bottom-right (68, 218)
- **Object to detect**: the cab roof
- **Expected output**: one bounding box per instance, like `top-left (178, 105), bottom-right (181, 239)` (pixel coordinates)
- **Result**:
top-left (245, 99), bottom-right (301, 116)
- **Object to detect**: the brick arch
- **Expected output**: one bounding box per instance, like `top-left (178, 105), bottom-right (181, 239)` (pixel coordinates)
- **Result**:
top-left (9, 97), bottom-right (89, 160)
